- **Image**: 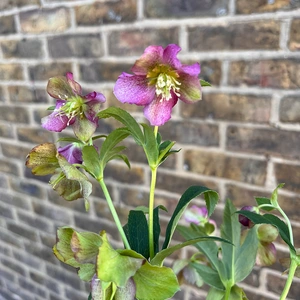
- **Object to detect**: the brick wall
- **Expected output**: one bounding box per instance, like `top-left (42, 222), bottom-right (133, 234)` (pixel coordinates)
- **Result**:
top-left (0, 0), bottom-right (300, 299)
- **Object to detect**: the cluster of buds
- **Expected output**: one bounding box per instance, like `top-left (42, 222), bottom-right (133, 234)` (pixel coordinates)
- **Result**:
top-left (239, 206), bottom-right (278, 266)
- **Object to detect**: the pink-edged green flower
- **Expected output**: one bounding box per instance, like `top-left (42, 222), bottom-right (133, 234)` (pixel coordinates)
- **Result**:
top-left (42, 72), bottom-right (105, 141)
top-left (113, 44), bottom-right (201, 126)
top-left (58, 143), bottom-right (83, 164)
top-left (184, 205), bottom-right (216, 234)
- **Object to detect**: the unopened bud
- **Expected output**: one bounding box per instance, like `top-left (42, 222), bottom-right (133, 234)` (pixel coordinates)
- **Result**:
top-left (257, 224), bottom-right (279, 243)
top-left (256, 242), bottom-right (276, 266)
top-left (239, 206), bottom-right (255, 228)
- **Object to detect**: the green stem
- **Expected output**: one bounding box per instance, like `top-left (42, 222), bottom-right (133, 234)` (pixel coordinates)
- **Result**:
top-left (277, 206), bottom-right (294, 246)
top-left (148, 167), bottom-right (158, 259)
top-left (280, 257), bottom-right (298, 300)
top-left (224, 283), bottom-right (232, 300)
top-left (98, 178), bottom-right (131, 250)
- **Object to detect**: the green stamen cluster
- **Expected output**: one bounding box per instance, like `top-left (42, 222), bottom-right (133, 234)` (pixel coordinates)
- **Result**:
top-left (147, 64), bottom-right (181, 101)
top-left (56, 95), bottom-right (86, 122)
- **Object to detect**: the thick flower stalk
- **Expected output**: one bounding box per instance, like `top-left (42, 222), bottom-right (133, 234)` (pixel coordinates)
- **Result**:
top-left (113, 44), bottom-right (201, 126)
top-left (42, 72), bottom-right (105, 142)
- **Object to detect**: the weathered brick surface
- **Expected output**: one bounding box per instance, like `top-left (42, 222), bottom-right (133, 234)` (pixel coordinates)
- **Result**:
top-left (0, 106), bottom-right (30, 123)
top-left (1, 39), bottom-right (43, 59)
top-left (189, 21), bottom-right (280, 51)
top-left (145, 0), bottom-right (229, 18)
top-left (266, 273), bottom-right (300, 298)
top-left (20, 7), bottom-right (71, 33)
top-left (7, 222), bottom-right (38, 242)
top-left (17, 127), bottom-right (55, 144)
top-left (75, 0), bottom-right (137, 26)
top-left (229, 59), bottom-right (300, 89)
top-left (239, 0), bottom-right (300, 14)
top-left (289, 18), bottom-right (300, 51)
top-left (0, 159), bottom-right (19, 176)
top-left (48, 34), bottom-right (103, 58)
top-left (159, 121), bottom-right (219, 146)
top-left (29, 63), bottom-right (73, 81)
top-left (227, 126), bottom-right (300, 159)
top-left (181, 93), bottom-right (271, 122)
top-left (108, 28), bottom-right (179, 56)
top-left (8, 86), bottom-right (48, 103)
top-left (184, 150), bottom-right (267, 185)
top-left (0, 0), bottom-right (39, 10)
top-left (0, 123), bottom-right (14, 138)
top-left (280, 96), bottom-right (300, 122)
top-left (0, 15), bottom-right (16, 34)
top-left (274, 163), bottom-right (300, 193)
top-left (0, 64), bottom-right (23, 80)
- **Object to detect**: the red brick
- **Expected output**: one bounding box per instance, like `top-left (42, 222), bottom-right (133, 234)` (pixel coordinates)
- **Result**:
top-left (184, 150), bottom-right (267, 185)
top-left (145, 0), bottom-right (229, 18)
top-left (108, 28), bottom-right (179, 56)
top-left (226, 126), bottom-right (300, 160)
top-left (75, 0), bottom-right (137, 26)
top-left (181, 93), bottom-right (271, 123)
top-left (274, 163), bottom-right (300, 193)
top-left (229, 59), bottom-right (300, 89)
top-left (20, 7), bottom-right (71, 33)
top-left (189, 21), bottom-right (280, 51)
top-left (280, 96), bottom-right (300, 122)
top-left (289, 18), bottom-right (300, 51)
top-left (236, 0), bottom-right (300, 14)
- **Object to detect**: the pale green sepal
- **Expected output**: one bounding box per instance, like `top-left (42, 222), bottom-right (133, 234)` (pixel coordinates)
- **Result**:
top-left (207, 287), bottom-right (225, 300)
top-left (25, 143), bottom-right (59, 175)
top-left (270, 183), bottom-right (285, 207)
top-left (96, 233), bottom-right (144, 287)
top-left (77, 263), bottom-right (95, 281)
top-left (73, 115), bottom-right (97, 142)
top-left (133, 262), bottom-right (180, 300)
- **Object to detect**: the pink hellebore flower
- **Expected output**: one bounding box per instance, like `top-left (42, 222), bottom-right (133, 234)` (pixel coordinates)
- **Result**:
top-left (58, 143), bottom-right (83, 164)
top-left (42, 73), bottom-right (106, 141)
top-left (113, 44), bottom-right (201, 126)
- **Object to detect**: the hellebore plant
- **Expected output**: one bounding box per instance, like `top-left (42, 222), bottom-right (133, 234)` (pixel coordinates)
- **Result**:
top-left (25, 44), bottom-right (299, 300)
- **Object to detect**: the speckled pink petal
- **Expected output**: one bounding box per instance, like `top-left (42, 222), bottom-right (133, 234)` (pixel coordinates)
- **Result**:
top-left (66, 72), bottom-right (82, 95)
top-left (131, 45), bottom-right (164, 75)
top-left (113, 73), bottom-right (156, 105)
top-left (180, 62), bottom-right (201, 77)
top-left (143, 95), bottom-right (178, 126)
top-left (162, 44), bottom-right (182, 70)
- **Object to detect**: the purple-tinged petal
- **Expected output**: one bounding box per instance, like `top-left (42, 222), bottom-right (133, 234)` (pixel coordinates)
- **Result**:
top-left (58, 144), bottom-right (83, 164)
top-left (162, 44), bottom-right (182, 70)
top-left (47, 76), bottom-right (74, 100)
top-left (131, 45), bottom-right (164, 75)
top-left (144, 95), bottom-right (178, 126)
top-left (180, 63), bottom-right (201, 77)
top-left (114, 73), bottom-right (156, 105)
top-left (178, 73), bottom-right (201, 103)
top-left (84, 91), bottom-right (106, 103)
top-left (66, 72), bottom-right (82, 95)
top-left (42, 100), bottom-right (70, 132)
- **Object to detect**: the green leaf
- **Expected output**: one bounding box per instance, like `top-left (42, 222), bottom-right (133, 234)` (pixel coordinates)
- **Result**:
top-left (270, 183), bottom-right (284, 207)
top-left (237, 210), bottom-right (295, 253)
top-left (82, 145), bottom-right (101, 179)
top-left (192, 263), bottom-right (224, 291)
top-left (255, 197), bottom-right (274, 211)
top-left (153, 206), bottom-right (161, 255)
top-left (98, 128), bottom-right (130, 176)
top-left (162, 186), bottom-right (219, 250)
top-left (158, 140), bottom-right (178, 165)
top-left (97, 233), bottom-right (144, 287)
top-left (234, 228), bottom-right (258, 282)
top-left (221, 200), bottom-right (240, 281)
top-left (151, 236), bottom-right (228, 267)
top-left (230, 285), bottom-right (249, 300)
top-left (177, 225), bottom-right (224, 277)
top-left (125, 210), bottom-right (149, 259)
top-left (133, 262), bottom-right (179, 300)
top-left (200, 79), bottom-right (212, 87)
top-left (77, 263), bottom-right (95, 281)
top-left (207, 287), bottom-right (225, 300)
top-left (141, 123), bottom-right (159, 168)
top-left (98, 107), bottom-right (144, 146)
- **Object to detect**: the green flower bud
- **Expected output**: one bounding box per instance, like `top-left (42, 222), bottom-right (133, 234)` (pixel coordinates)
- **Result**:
top-left (257, 224), bottom-right (279, 242)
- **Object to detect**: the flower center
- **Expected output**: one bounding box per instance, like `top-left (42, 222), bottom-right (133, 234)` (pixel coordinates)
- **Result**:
top-left (147, 65), bottom-right (181, 101)
top-left (56, 96), bottom-right (86, 122)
